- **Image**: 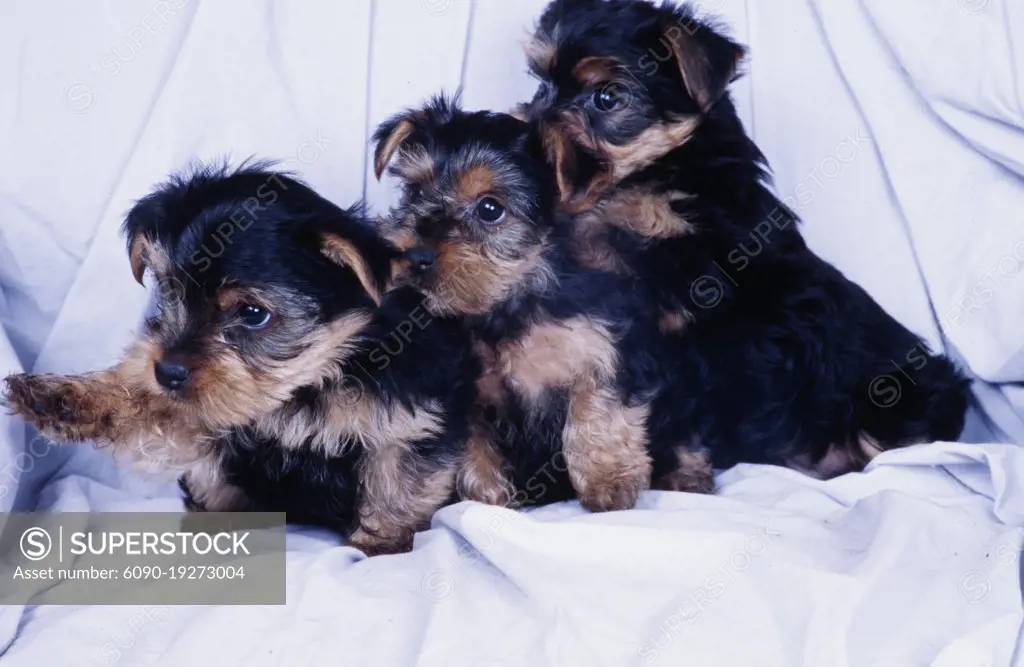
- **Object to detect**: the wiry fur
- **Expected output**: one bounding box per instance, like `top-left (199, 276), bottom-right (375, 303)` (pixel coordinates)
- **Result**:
top-left (3, 164), bottom-right (478, 555)
top-left (374, 97), bottom-right (665, 510)
top-left (523, 0), bottom-right (971, 475)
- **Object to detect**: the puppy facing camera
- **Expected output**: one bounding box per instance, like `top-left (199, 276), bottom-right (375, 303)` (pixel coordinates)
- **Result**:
top-left (3, 163), bottom-right (479, 556)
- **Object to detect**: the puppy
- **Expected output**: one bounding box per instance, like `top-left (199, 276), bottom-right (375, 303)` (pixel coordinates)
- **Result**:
top-left (373, 96), bottom-right (667, 510)
top-left (522, 0), bottom-right (971, 477)
top-left (2, 163), bottom-right (478, 555)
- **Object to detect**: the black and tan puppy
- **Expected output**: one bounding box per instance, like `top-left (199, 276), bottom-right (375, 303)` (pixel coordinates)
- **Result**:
top-left (2, 163), bottom-right (478, 555)
top-left (522, 0), bottom-right (971, 476)
top-left (373, 97), bottom-right (670, 511)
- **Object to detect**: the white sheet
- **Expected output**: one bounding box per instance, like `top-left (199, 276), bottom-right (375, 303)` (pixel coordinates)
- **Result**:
top-left (0, 443), bottom-right (1022, 666)
top-left (1, 0), bottom-right (1022, 663)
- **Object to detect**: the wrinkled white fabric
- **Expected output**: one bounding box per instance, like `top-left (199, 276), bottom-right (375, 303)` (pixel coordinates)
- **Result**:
top-left (0, 0), bottom-right (1021, 663)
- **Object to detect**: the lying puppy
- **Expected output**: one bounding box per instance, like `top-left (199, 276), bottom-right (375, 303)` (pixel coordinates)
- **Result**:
top-left (373, 97), bottom-right (667, 510)
top-left (521, 0), bottom-right (971, 477)
top-left (2, 164), bottom-right (477, 555)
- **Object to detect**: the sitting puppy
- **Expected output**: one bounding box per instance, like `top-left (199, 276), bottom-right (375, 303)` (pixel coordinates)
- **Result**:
top-left (2, 163), bottom-right (477, 555)
top-left (372, 97), bottom-right (667, 510)
top-left (520, 0), bottom-right (971, 477)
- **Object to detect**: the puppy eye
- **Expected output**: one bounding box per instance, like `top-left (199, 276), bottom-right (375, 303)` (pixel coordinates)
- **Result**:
top-left (406, 183), bottom-right (422, 199)
top-left (237, 304), bottom-right (272, 330)
top-left (474, 197), bottom-right (506, 225)
top-left (593, 85), bottom-right (626, 112)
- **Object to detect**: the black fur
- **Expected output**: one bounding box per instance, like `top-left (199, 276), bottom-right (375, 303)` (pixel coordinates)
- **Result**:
top-left (127, 163), bottom-right (477, 535)
top-left (524, 0), bottom-right (971, 473)
top-left (377, 99), bottom-right (667, 506)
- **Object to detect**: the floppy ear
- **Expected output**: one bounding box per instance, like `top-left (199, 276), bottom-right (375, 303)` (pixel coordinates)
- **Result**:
top-left (539, 121), bottom-right (610, 212)
top-left (372, 116), bottom-right (416, 181)
top-left (127, 234), bottom-right (150, 285)
top-left (662, 15), bottom-right (746, 113)
top-left (321, 233), bottom-right (382, 305)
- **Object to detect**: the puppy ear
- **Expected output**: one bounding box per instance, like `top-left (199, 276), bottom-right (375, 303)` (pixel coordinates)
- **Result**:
top-left (128, 234), bottom-right (150, 285)
top-left (321, 233), bottom-right (382, 306)
top-left (662, 14), bottom-right (746, 113)
top-left (372, 116), bottom-right (416, 181)
top-left (539, 121), bottom-right (610, 211)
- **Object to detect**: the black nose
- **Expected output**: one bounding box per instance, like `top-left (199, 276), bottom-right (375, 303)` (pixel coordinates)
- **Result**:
top-left (154, 360), bottom-right (192, 391)
top-left (406, 247), bottom-right (436, 273)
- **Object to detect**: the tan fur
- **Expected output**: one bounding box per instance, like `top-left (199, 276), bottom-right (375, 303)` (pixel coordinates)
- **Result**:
top-left (189, 311), bottom-right (372, 428)
top-left (350, 451), bottom-right (457, 556)
top-left (391, 145), bottom-right (434, 185)
top-left (597, 188), bottom-right (695, 238)
top-left (497, 316), bottom-right (618, 403)
top-left (572, 56), bottom-right (620, 86)
top-left (129, 235), bottom-right (149, 285)
top-left (2, 365), bottom-right (213, 472)
top-left (541, 122), bottom-right (580, 206)
top-left (374, 118), bottom-right (416, 180)
top-left (563, 384), bottom-right (651, 512)
top-left (321, 234), bottom-right (382, 305)
top-left (454, 164), bottom-right (497, 202)
top-left (653, 447), bottom-right (715, 494)
top-left (663, 23), bottom-right (743, 113)
top-left (457, 426), bottom-right (515, 507)
top-left (261, 385), bottom-right (444, 457)
top-left (788, 439), bottom-right (879, 480)
top-left (604, 118), bottom-right (702, 182)
top-left (472, 337), bottom-right (505, 408)
top-left (490, 316), bottom-right (649, 512)
top-left (509, 104), bottom-right (529, 122)
top-left (541, 115), bottom-right (616, 211)
top-left (545, 114), bottom-right (701, 210)
top-left (3, 310), bottom-right (372, 471)
top-left (428, 238), bottom-right (556, 316)
top-left (128, 235), bottom-right (174, 285)
top-left (659, 308), bottom-right (694, 334)
top-left (569, 214), bottom-right (632, 273)
top-left (182, 457), bottom-right (251, 511)
top-left (524, 36), bottom-right (556, 74)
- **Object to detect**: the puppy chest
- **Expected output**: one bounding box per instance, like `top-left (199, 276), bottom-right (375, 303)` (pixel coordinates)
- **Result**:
top-left (495, 316), bottom-right (619, 406)
top-left (262, 384), bottom-right (445, 456)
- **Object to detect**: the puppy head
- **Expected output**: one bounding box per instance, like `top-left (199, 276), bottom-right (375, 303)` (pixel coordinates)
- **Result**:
top-left (373, 96), bottom-right (557, 317)
top-left (122, 162), bottom-right (391, 427)
top-left (524, 0), bottom-right (745, 205)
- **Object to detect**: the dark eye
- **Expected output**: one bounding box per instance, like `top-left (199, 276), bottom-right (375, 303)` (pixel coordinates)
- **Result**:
top-left (238, 304), bottom-right (272, 330)
top-left (406, 183), bottom-right (422, 199)
top-left (593, 84), bottom-right (627, 112)
top-left (474, 197), bottom-right (506, 225)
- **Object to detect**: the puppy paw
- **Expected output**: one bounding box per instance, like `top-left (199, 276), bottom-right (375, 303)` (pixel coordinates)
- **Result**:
top-left (652, 448), bottom-right (715, 495)
top-left (347, 528), bottom-right (413, 557)
top-left (567, 443), bottom-right (652, 512)
top-left (2, 373), bottom-right (112, 442)
top-left (457, 436), bottom-right (518, 508)
top-left (578, 474), bottom-right (647, 512)
top-left (653, 469), bottom-right (715, 494)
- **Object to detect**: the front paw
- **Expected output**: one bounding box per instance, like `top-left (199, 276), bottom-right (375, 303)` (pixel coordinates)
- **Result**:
top-left (347, 527), bottom-right (413, 557)
top-left (2, 373), bottom-right (109, 442)
top-left (578, 475), bottom-right (647, 512)
top-left (569, 450), bottom-right (651, 512)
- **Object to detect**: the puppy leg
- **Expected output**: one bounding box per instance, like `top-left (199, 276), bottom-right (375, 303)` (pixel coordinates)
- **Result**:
top-left (456, 423), bottom-right (516, 507)
top-left (179, 459), bottom-right (251, 513)
top-left (349, 445), bottom-right (457, 556)
top-left (3, 353), bottom-right (210, 469)
top-left (652, 446), bottom-right (715, 494)
top-left (563, 383), bottom-right (652, 512)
